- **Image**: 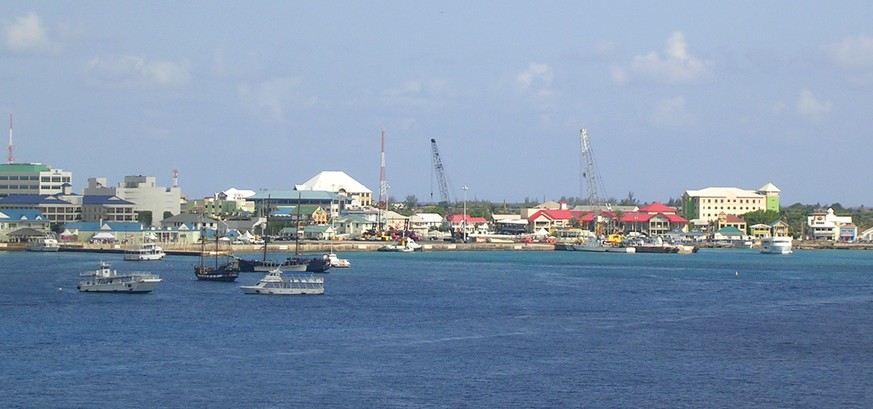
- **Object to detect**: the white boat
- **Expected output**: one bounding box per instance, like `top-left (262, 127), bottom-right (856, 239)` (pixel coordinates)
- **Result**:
top-left (123, 242), bottom-right (166, 261)
top-left (378, 237), bottom-right (422, 252)
top-left (760, 236), bottom-right (793, 254)
top-left (77, 261), bottom-right (162, 293)
top-left (327, 252), bottom-right (351, 268)
top-left (240, 269), bottom-right (325, 295)
top-left (28, 234), bottom-right (60, 252)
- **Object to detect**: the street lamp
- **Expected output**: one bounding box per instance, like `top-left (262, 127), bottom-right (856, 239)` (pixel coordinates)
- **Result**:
top-left (462, 185), bottom-right (468, 243)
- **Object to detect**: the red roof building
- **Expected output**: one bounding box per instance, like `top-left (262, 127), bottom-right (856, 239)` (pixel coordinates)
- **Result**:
top-left (620, 202), bottom-right (688, 236)
top-left (527, 209), bottom-right (579, 232)
top-left (446, 214), bottom-right (489, 235)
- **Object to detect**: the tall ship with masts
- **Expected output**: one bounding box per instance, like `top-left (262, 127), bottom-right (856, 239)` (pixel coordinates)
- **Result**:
top-left (194, 229), bottom-right (240, 282)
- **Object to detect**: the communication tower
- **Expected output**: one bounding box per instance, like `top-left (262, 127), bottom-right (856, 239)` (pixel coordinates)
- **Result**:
top-left (378, 130), bottom-right (387, 210)
top-left (8, 113), bottom-right (15, 163)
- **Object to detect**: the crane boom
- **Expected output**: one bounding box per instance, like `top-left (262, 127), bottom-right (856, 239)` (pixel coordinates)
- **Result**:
top-left (430, 138), bottom-right (452, 203)
top-left (580, 128), bottom-right (606, 206)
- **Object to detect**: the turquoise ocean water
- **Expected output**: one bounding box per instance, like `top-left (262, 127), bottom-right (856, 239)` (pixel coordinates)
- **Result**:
top-left (1, 248), bottom-right (872, 408)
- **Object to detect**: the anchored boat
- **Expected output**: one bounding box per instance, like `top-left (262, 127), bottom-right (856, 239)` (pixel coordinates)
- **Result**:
top-left (240, 268), bottom-right (325, 295)
top-left (77, 261), bottom-right (162, 293)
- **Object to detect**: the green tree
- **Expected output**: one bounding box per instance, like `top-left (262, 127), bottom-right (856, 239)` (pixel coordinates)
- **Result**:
top-left (742, 209), bottom-right (782, 226)
top-left (404, 194), bottom-right (419, 209)
top-left (137, 210), bottom-right (153, 226)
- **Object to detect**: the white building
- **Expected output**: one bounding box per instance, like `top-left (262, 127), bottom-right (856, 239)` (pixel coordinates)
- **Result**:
top-left (0, 163), bottom-right (72, 196)
top-left (682, 183), bottom-right (781, 226)
top-left (409, 213), bottom-right (443, 235)
top-left (297, 171), bottom-right (372, 208)
top-left (84, 176), bottom-right (181, 227)
top-left (807, 208), bottom-right (854, 241)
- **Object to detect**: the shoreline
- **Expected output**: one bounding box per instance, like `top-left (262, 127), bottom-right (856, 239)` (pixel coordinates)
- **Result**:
top-left (3, 241), bottom-right (557, 255)
top-left (4, 240), bottom-right (871, 255)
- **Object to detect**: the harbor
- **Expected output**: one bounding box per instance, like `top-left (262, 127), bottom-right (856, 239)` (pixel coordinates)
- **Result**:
top-left (4, 248), bottom-right (873, 408)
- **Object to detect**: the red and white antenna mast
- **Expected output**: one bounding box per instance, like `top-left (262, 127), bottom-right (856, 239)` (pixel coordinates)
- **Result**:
top-left (8, 113), bottom-right (15, 163)
top-left (378, 130), bottom-right (387, 210)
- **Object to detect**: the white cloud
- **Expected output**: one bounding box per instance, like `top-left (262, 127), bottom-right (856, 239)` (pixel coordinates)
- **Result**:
top-left (237, 77), bottom-right (313, 122)
top-left (5, 12), bottom-right (56, 53)
top-left (86, 55), bottom-right (191, 86)
top-left (796, 89), bottom-right (832, 121)
top-left (381, 78), bottom-right (452, 111)
top-left (516, 63), bottom-right (553, 90)
top-left (829, 34), bottom-right (873, 69)
top-left (614, 31), bottom-right (713, 84)
top-left (649, 96), bottom-right (693, 129)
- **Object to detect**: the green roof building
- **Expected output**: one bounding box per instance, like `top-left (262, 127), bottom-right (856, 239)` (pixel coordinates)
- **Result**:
top-left (0, 163), bottom-right (73, 196)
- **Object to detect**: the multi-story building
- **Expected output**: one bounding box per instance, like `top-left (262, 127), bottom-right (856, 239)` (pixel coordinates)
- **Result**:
top-left (681, 183), bottom-right (781, 226)
top-left (0, 193), bottom-right (81, 223)
top-left (0, 209), bottom-right (53, 240)
top-left (84, 176), bottom-right (181, 227)
top-left (0, 163), bottom-right (72, 196)
top-left (618, 202), bottom-right (689, 236)
top-left (807, 208), bottom-right (856, 241)
top-left (81, 196), bottom-right (137, 223)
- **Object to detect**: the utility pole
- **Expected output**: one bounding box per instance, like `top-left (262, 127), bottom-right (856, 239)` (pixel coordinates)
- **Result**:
top-left (462, 185), bottom-right (468, 243)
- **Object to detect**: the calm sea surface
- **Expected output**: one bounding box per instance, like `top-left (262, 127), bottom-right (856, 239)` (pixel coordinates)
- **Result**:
top-left (1, 249), bottom-right (872, 408)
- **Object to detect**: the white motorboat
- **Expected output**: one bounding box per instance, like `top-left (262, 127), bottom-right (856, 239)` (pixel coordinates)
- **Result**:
top-left (28, 234), bottom-right (60, 252)
top-left (378, 237), bottom-right (422, 252)
top-left (77, 261), bottom-right (162, 293)
top-left (760, 236), bottom-right (793, 254)
top-left (327, 252), bottom-right (351, 268)
top-left (240, 269), bottom-right (325, 295)
top-left (123, 242), bottom-right (166, 261)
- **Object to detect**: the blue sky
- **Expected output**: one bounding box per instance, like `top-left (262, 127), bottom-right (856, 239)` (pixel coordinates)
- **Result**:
top-left (3, 1), bottom-right (872, 206)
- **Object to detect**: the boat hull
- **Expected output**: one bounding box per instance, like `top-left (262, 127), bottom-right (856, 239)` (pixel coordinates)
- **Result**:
top-left (240, 286), bottom-right (324, 295)
top-left (78, 278), bottom-right (161, 293)
top-left (568, 244), bottom-right (635, 253)
top-left (123, 253), bottom-right (165, 261)
top-left (28, 246), bottom-right (60, 252)
top-left (194, 271), bottom-right (239, 281)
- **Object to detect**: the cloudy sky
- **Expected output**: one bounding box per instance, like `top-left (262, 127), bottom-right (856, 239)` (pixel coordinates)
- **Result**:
top-left (3, 1), bottom-right (872, 206)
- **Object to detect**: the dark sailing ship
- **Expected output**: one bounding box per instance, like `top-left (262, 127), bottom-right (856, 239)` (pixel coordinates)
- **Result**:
top-left (194, 231), bottom-right (240, 282)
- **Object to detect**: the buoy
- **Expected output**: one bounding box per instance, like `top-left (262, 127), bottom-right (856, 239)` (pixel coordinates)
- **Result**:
top-left (735, 271), bottom-right (739, 276)
top-left (58, 287), bottom-right (63, 292)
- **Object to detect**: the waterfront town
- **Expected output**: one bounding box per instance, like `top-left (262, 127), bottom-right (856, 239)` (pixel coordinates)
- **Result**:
top-left (0, 162), bottom-right (867, 251)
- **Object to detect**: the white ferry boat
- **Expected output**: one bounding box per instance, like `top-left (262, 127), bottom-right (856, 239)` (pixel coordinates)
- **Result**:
top-left (123, 242), bottom-right (166, 261)
top-left (760, 236), bottom-right (793, 254)
top-left (240, 269), bottom-right (324, 295)
top-left (77, 261), bottom-right (162, 293)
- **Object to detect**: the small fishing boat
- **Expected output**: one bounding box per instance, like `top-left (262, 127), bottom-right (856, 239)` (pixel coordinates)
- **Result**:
top-left (327, 252), bottom-right (350, 268)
